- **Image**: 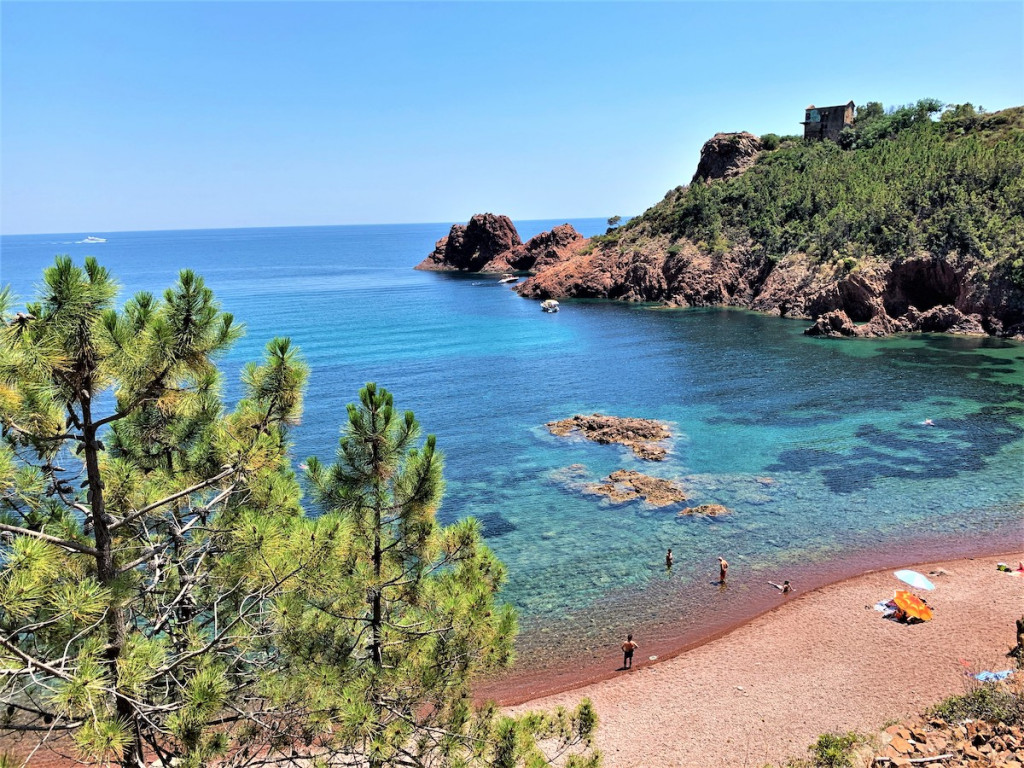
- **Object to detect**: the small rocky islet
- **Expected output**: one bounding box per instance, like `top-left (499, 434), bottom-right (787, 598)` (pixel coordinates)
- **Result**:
top-left (545, 413), bottom-right (671, 461)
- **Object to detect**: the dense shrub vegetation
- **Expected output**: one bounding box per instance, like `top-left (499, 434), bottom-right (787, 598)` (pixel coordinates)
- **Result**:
top-left (624, 101), bottom-right (1024, 279)
top-left (929, 680), bottom-right (1024, 727)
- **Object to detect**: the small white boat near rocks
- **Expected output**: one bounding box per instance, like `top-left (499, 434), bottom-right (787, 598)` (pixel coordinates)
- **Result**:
top-left (541, 299), bottom-right (560, 313)
top-left (498, 274), bottom-right (519, 284)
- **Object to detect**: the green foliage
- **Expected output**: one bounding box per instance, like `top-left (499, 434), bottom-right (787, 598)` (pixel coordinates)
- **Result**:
top-left (929, 681), bottom-right (1024, 726)
top-left (845, 98), bottom-right (943, 150)
top-left (1008, 257), bottom-right (1024, 289)
top-left (808, 732), bottom-right (861, 768)
top-left (782, 732), bottom-right (863, 768)
top-left (760, 133), bottom-right (781, 151)
top-left (294, 384), bottom-right (597, 767)
top-left (626, 104), bottom-right (1024, 269)
top-left (0, 257), bottom-right (311, 766)
top-left (0, 260), bottom-right (600, 768)
top-left (855, 101), bottom-right (884, 123)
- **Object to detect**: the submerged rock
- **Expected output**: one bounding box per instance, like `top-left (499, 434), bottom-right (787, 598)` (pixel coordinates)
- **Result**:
top-left (546, 413), bottom-right (672, 460)
top-left (587, 470), bottom-right (686, 507)
top-left (677, 504), bottom-right (731, 517)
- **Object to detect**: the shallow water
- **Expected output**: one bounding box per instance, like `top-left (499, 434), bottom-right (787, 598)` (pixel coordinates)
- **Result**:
top-left (4, 222), bottom-right (1023, 667)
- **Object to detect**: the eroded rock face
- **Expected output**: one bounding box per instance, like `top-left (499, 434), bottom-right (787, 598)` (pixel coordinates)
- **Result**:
top-left (509, 224), bottom-right (586, 272)
top-left (692, 132), bottom-right (763, 183)
top-left (415, 215), bottom-right (584, 274)
top-left (546, 414), bottom-right (671, 461)
top-left (588, 470), bottom-right (686, 507)
top-left (416, 213), bottom-right (522, 272)
top-left (804, 310), bottom-right (858, 338)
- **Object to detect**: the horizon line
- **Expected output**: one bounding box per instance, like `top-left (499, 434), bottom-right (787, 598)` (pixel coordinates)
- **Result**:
top-left (0, 214), bottom-right (625, 239)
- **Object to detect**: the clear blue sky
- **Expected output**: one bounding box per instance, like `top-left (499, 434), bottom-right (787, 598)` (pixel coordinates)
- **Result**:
top-left (2, 1), bottom-right (1022, 234)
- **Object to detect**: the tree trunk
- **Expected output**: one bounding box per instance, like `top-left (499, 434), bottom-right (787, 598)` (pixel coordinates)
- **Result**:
top-left (81, 391), bottom-right (140, 767)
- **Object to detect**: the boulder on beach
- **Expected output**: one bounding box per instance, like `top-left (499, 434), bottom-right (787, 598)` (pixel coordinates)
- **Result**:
top-left (546, 413), bottom-right (672, 461)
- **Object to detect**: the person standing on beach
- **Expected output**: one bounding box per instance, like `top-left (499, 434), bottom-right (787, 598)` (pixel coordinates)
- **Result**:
top-left (666, 548), bottom-right (673, 568)
top-left (718, 557), bottom-right (729, 584)
top-left (621, 634), bottom-right (638, 669)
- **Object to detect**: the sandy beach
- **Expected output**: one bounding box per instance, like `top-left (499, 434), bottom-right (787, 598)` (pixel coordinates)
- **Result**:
top-left (509, 553), bottom-right (1024, 768)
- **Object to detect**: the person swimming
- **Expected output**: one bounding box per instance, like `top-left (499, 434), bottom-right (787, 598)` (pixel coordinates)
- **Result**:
top-left (769, 580), bottom-right (792, 594)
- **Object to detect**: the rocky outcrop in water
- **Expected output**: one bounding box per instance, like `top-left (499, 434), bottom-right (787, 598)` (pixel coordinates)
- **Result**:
top-left (677, 504), bottom-right (731, 517)
top-left (415, 214), bottom-right (585, 274)
top-left (546, 414), bottom-right (671, 461)
top-left (692, 132), bottom-right (762, 183)
top-left (588, 470), bottom-right (686, 507)
top-left (415, 213), bottom-right (522, 272)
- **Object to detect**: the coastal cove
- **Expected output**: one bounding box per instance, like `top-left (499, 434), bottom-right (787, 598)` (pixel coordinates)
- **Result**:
top-left (3, 222), bottom-right (1023, 688)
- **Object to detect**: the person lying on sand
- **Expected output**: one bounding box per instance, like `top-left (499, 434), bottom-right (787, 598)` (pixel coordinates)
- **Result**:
top-left (768, 580), bottom-right (792, 594)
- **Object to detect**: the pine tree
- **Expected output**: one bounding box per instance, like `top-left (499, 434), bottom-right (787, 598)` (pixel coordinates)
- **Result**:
top-left (296, 383), bottom-right (598, 768)
top-left (0, 257), bottom-right (310, 766)
top-left (0, 260), bottom-right (599, 768)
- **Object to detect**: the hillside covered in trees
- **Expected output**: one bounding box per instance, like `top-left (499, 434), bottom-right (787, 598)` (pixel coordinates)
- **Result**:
top-left (513, 101), bottom-right (1024, 338)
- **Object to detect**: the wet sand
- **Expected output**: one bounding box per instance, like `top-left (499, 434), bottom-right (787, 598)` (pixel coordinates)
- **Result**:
top-left (507, 552), bottom-right (1024, 768)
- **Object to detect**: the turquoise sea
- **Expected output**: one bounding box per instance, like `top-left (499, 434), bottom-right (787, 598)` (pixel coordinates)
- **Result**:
top-left (3, 222), bottom-right (1023, 684)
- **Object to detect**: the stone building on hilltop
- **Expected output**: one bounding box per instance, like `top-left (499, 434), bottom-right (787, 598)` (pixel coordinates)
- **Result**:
top-left (801, 101), bottom-right (855, 141)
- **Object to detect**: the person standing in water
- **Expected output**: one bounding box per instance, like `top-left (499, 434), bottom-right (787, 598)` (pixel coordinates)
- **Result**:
top-left (621, 634), bottom-right (638, 669)
top-left (718, 557), bottom-right (729, 584)
top-left (665, 548), bottom-right (673, 568)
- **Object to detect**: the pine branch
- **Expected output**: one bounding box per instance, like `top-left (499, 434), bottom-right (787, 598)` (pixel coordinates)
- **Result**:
top-left (0, 635), bottom-right (74, 681)
top-left (0, 522), bottom-right (98, 556)
top-left (108, 466), bottom-right (235, 532)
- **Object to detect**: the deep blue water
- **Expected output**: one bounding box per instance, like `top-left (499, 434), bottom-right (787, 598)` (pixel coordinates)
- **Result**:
top-left (3, 222), bottom-right (1023, 660)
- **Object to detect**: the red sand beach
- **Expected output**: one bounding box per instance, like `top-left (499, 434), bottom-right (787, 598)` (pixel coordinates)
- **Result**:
top-left (508, 553), bottom-right (1024, 768)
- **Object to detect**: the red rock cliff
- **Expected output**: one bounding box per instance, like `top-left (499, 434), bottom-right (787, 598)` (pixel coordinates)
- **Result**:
top-left (415, 215), bottom-right (586, 274)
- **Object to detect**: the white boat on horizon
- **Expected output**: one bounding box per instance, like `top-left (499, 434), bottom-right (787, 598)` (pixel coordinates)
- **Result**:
top-left (81, 236), bottom-right (107, 243)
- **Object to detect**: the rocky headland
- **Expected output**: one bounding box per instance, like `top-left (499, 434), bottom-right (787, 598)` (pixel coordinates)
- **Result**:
top-left (546, 414), bottom-right (671, 461)
top-left (418, 105), bottom-right (1024, 339)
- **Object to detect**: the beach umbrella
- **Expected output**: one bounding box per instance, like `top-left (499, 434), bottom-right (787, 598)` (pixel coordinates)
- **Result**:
top-left (893, 589), bottom-right (933, 622)
top-left (894, 569), bottom-right (934, 591)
